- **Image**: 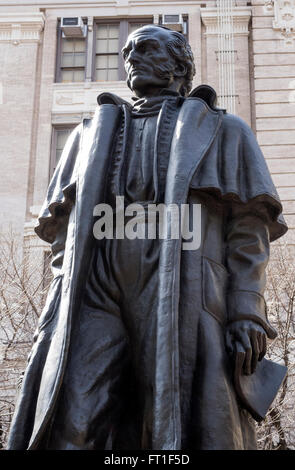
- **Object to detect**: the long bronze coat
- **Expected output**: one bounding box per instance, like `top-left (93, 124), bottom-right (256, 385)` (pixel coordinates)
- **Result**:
top-left (7, 88), bottom-right (287, 450)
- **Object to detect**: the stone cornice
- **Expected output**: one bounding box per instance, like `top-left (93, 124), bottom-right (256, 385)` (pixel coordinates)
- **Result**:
top-left (0, 12), bottom-right (45, 44)
top-left (200, 6), bottom-right (251, 37)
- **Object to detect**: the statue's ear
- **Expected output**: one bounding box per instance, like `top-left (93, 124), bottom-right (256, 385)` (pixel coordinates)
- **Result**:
top-left (174, 62), bottom-right (187, 78)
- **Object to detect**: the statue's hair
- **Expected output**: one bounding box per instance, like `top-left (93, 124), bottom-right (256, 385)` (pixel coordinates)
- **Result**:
top-left (132, 24), bottom-right (196, 96)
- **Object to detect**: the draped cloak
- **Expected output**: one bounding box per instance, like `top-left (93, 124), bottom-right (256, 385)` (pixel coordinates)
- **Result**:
top-left (7, 86), bottom-right (287, 450)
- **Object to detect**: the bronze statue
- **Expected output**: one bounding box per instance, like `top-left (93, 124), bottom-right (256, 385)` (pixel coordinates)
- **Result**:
top-left (7, 25), bottom-right (287, 450)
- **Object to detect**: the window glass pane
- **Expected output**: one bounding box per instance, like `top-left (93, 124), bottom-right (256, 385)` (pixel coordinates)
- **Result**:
top-left (108, 55), bottom-right (118, 68)
top-left (60, 36), bottom-right (85, 82)
top-left (73, 69), bottom-right (85, 81)
top-left (108, 38), bottom-right (119, 53)
top-left (61, 69), bottom-right (74, 82)
top-left (56, 149), bottom-right (63, 164)
top-left (56, 129), bottom-right (72, 163)
top-left (109, 24), bottom-right (119, 38)
top-left (74, 52), bottom-right (85, 67)
top-left (95, 54), bottom-right (118, 81)
top-left (108, 69), bottom-right (119, 81)
top-left (62, 38), bottom-right (74, 52)
top-left (97, 24), bottom-right (108, 38)
top-left (74, 38), bottom-right (86, 52)
top-left (96, 69), bottom-right (108, 81)
top-left (57, 131), bottom-right (70, 151)
top-left (96, 38), bottom-right (108, 53)
top-left (96, 24), bottom-right (119, 53)
top-left (54, 128), bottom-right (74, 177)
top-left (96, 55), bottom-right (108, 68)
top-left (61, 53), bottom-right (74, 67)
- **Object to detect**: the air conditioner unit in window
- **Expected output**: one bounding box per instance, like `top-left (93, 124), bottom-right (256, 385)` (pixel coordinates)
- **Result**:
top-left (61, 17), bottom-right (87, 38)
top-left (162, 14), bottom-right (184, 32)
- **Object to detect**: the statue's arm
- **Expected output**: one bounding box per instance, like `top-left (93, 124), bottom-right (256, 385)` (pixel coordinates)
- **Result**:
top-left (35, 123), bottom-right (82, 272)
top-left (31, 125), bottom-right (82, 341)
top-left (224, 201), bottom-right (277, 374)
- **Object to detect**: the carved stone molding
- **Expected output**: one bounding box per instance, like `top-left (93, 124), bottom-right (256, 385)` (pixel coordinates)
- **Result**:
top-left (264, 0), bottom-right (274, 11)
top-left (201, 7), bottom-right (251, 36)
top-left (0, 12), bottom-right (45, 45)
top-left (272, 0), bottom-right (295, 44)
top-left (52, 82), bottom-right (133, 120)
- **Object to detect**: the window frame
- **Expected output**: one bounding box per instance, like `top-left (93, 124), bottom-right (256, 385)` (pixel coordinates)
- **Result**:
top-left (93, 20), bottom-right (122, 82)
top-left (55, 19), bottom-right (88, 83)
top-left (50, 125), bottom-right (76, 179)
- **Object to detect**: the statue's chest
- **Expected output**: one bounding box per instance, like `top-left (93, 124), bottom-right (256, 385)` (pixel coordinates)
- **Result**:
top-left (106, 101), bottom-right (180, 207)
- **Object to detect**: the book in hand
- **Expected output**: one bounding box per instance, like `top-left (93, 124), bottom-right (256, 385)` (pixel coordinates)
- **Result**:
top-left (234, 343), bottom-right (288, 422)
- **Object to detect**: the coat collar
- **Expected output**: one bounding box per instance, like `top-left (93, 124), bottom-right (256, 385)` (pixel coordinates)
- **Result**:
top-left (189, 84), bottom-right (226, 113)
top-left (96, 84), bottom-right (226, 114)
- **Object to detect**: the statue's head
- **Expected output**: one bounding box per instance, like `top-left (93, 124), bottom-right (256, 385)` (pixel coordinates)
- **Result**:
top-left (122, 24), bottom-right (196, 98)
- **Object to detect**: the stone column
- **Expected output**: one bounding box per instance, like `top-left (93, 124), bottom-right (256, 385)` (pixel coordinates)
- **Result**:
top-left (188, 6), bottom-right (202, 88)
top-left (32, 13), bottom-right (58, 210)
top-left (0, 12), bottom-right (44, 237)
top-left (201, 5), bottom-right (252, 124)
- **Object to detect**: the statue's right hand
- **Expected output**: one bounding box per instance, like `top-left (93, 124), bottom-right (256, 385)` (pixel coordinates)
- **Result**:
top-left (225, 320), bottom-right (267, 375)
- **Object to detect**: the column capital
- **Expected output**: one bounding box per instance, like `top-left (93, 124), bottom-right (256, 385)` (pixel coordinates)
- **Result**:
top-left (0, 12), bottom-right (45, 45)
top-left (200, 6), bottom-right (251, 37)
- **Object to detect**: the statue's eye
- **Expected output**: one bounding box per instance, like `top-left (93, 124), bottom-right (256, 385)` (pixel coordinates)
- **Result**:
top-left (137, 43), bottom-right (146, 53)
top-left (122, 49), bottom-right (129, 60)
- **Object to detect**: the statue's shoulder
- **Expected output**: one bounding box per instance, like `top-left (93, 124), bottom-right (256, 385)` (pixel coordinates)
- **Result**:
top-left (189, 85), bottom-right (254, 138)
top-left (82, 92), bottom-right (132, 130)
top-left (222, 112), bottom-right (256, 142)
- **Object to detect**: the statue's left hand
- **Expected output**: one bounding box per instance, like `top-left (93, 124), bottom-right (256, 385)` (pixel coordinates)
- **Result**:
top-left (225, 320), bottom-right (267, 375)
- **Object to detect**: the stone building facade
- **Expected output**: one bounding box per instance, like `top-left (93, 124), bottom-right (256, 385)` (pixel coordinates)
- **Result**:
top-left (0, 0), bottom-right (294, 253)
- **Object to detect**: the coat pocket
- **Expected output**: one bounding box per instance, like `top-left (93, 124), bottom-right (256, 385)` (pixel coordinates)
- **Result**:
top-left (202, 256), bottom-right (228, 325)
top-left (38, 274), bottom-right (63, 331)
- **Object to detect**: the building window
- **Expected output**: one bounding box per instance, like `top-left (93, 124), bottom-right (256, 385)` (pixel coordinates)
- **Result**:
top-left (60, 37), bottom-right (86, 82)
top-left (56, 19), bottom-right (87, 83)
top-left (95, 23), bottom-right (120, 81)
top-left (50, 127), bottom-right (75, 177)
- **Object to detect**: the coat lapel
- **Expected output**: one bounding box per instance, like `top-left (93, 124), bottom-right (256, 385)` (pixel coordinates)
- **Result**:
top-left (153, 98), bottom-right (222, 449)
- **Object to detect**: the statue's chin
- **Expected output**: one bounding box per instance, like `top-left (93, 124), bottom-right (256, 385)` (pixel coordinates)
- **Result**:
top-left (128, 74), bottom-right (169, 97)
top-left (129, 76), bottom-right (149, 93)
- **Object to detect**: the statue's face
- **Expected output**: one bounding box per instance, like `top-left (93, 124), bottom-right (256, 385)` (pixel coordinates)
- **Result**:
top-left (122, 26), bottom-right (181, 97)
